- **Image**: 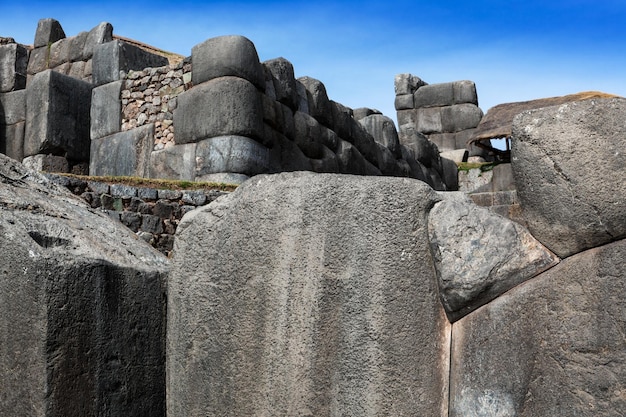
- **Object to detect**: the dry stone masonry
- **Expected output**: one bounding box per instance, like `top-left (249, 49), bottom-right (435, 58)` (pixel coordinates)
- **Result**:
top-left (1, 16), bottom-right (625, 417)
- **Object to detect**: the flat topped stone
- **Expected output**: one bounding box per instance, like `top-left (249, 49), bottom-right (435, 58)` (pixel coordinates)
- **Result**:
top-left (168, 172), bottom-right (450, 417)
top-left (428, 193), bottom-right (560, 321)
top-left (511, 97), bottom-right (626, 258)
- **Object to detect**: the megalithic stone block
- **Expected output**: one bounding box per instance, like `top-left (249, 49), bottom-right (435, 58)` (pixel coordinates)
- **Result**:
top-left (191, 35), bottom-right (265, 91)
top-left (89, 123), bottom-right (154, 177)
top-left (92, 40), bottom-right (168, 86)
top-left (0, 90), bottom-right (26, 125)
top-left (195, 135), bottom-right (270, 177)
top-left (0, 154), bottom-right (169, 417)
top-left (450, 239), bottom-right (626, 416)
top-left (82, 22), bottom-right (113, 60)
top-left (168, 172), bottom-right (450, 417)
top-left (174, 76), bottom-right (264, 144)
top-left (33, 18), bottom-right (66, 48)
top-left (0, 121), bottom-right (25, 161)
top-left (359, 114), bottom-right (401, 158)
top-left (264, 58), bottom-right (298, 110)
top-left (90, 80), bottom-right (123, 140)
top-left (0, 43), bottom-right (28, 92)
top-left (24, 70), bottom-right (93, 161)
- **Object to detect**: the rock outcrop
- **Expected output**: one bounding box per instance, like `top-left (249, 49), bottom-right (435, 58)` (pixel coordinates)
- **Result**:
top-left (0, 154), bottom-right (169, 416)
top-left (512, 97), bottom-right (626, 258)
top-left (168, 173), bottom-right (451, 417)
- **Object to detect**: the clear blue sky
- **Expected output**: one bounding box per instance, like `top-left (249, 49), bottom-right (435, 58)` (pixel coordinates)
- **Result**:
top-left (2, 1), bottom-right (625, 123)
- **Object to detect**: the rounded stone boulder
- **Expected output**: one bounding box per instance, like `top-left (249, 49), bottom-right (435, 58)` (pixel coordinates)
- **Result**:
top-left (191, 35), bottom-right (265, 91)
top-left (511, 97), bottom-right (626, 258)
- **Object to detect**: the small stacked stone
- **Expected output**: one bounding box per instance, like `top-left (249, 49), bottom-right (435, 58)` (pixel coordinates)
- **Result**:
top-left (120, 60), bottom-right (192, 150)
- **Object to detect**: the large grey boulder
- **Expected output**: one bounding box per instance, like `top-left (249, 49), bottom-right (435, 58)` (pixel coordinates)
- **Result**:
top-left (33, 18), bottom-right (66, 48)
top-left (195, 135), bottom-right (270, 177)
top-left (90, 80), bottom-right (123, 140)
top-left (24, 70), bottom-right (92, 161)
top-left (90, 124), bottom-right (153, 177)
top-left (174, 76), bottom-right (264, 144)
top-left (428, 193), bottom-right (559, 321)
top-left (0, 154), bottom-right (168, 417)
top-left (359, 114), bottom-right (401, 158)
top-left (92, 40), bottom-right (168, 86)
top-left (264, 57), bottom-right (298, 110)
top-left (298, 76), bottom-right (333, 126)
top-left (511, 97), bottom-right (626, 258)
top-left (168, 172), bottom-right (450, 417)
top-left (192, 35), bottom-right (265, 91)
top-left (449, 238), bottom-right (626, 416)
top-left (0, 43), bottom-right (28, 92)
top-left (413, 81), bottom-right (478, 108)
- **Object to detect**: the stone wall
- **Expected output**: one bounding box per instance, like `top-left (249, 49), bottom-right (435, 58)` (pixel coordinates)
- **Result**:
top-left (44, 173), bottom-right (230, 257)
top-left (1, 18), bottom-right (466, 191)
top-left (394, 73), bottom-right (489, 163)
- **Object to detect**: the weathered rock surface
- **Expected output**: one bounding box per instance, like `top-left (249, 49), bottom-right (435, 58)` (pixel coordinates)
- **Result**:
top-left (0, 154), bottom-right (169, 417)
top-left (512, 97), bottom-right (626, 258)
top-left (168, 172), bottom-right (451, 417)
top-left (449, 238), bottom-right (626, 416)
top-left (428, 193), bottom-right (559, 321)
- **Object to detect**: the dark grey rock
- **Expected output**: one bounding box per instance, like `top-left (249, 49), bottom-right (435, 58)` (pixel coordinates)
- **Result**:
top-left (413, 80), bottom-right (478, 109)
top-left (174, 76), bottom-right (264, 144)
top-left (400, 126), bottom-right (440, 168)
top-left (349, 120), bottom-right (380, 167)
top-left (359, 114), bottom-right (401, 158)
top-left (0, 154), bottom-right (168, 417)
top-left (0, 121), bottom-right (25, 161)
top-left (33, 18), bottom-right (66, 48)
top-left (195, 136), bottom-right (270, 177)
top-left (0, 90), bottom-right (26, 125)
top-left (110, 183), bottom-right (138, 198)
top-left (295, 79), bottom-right (309, 113)
top-left (400, 145), bottom-right (429, 183)
top-left (375, 142), bottom-right (403, 177)
top-left (293, 111), bottom-right (325, 159)
top-left (441, 104), bottom-right (483, 133)
top-left (157, 189), bottom-right (182, 200)
top-left (352, 107), bottom-right (381, 121)
top-left (138, 187), bottom-right (158, 200)
top-left (450, 239), bottom-right (626, 416)
top-left (309, 145), bottom-right (339, 173)
top-left (511, 97), bottom-right (626, 258)
top-left (440, 156), bottom-right (459, 191)
top-left (26, 46), bottom-right (48, 76)
top-left (141, 214), bottom-right (164, 234)
top-left (68, 31), bottom-right (88, 62)
top-left (298, 76), bottom-right (332, 126)
top-left (92, 40), bottom-right (168, 86)
top-left (191, 35), bottom-right (265, 91)
top-left (168, 172), bottom-right (448, 417)
top-left (48, 38), bottom-right (71, 69)
top-left (268, 131), bottom-right (312, 172)
top-left (87, 180), bottom-right (109, 194)
top-left (153, 200), bottom-right (177, 219)
top-left (181, 190), bottom-right (207, 206)
top-left (394, 73), bottom-right (426, 95)
top-left (394, 93), bottom-right (414, 110)
top-left (149, 144), bottom-right (196, 181)
top-left (415, 107), bottom-right (442, 134)
top-left (329, 100), bottom-right (353, 141)
top-left (0, 43), bottom-right (28, 92)
top-left (120, 210), bottom-right (142, 231)
top-left (22, 154), bottom-right (69, 173)
top-left (90, 80), bottom-right (123, 140)
top-left (428, 194), bottom-right (559, 321)
top-left (335, 139), bottom-right (381, 176)
top-left (82, 22), bottom-right (113, 60)
top-left (24, 70), bottom-right (92, 160)
top-left (89, 124), bottom-right (154, 177)
top-left (264, 57), bottom-right (298, 110)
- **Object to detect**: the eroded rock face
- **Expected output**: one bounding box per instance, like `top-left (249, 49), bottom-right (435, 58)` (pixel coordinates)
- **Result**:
top-left (449, 238), bottom-right (626, 416)
top-left (428, 193), bottom-right (559, 321)
top-left (511, 97), bottom-right (626, 258)
top-left (168, 172), bottom-right (451, 417)
top-left (0, 155), bottom-right (169, 417)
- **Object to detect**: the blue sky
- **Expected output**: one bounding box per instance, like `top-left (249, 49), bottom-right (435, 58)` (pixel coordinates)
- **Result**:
top-left (2, 1), bottom-right (625, 123)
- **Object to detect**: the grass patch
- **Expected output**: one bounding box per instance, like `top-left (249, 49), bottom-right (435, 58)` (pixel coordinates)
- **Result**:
top-left (53, 173), bottom-right (238, 191)
top-left (456, 161), bottom-right (501, 173)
